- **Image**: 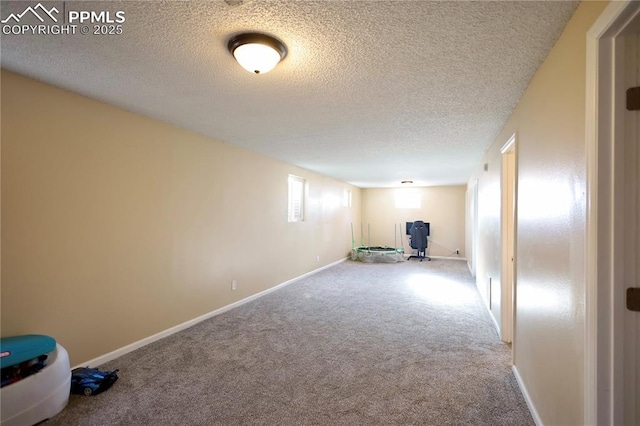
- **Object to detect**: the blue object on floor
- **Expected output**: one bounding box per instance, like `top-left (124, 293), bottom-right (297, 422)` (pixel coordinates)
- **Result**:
top-left (0, 335), bottom-right (56, 369)
top-left (71, 367), bottom-right (119, 396)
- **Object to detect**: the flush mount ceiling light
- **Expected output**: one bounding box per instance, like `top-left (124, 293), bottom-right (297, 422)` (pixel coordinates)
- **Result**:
top-left (227, 33), bottom-right (287, 74)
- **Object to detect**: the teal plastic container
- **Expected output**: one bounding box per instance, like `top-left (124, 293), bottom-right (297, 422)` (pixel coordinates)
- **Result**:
top-left (0, 335), bottom-right (57, 369)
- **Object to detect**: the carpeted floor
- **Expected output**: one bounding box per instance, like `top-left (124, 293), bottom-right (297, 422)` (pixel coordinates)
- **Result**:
top-left (46, 259), bottom-right (534, 425)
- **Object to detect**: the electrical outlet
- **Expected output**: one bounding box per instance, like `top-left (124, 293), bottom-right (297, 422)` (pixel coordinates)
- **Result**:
top-left (316, 256), bottom-right (320, 262)
top-left (455, 249), bottom-right (460, 255)
top-left (232, 280), bottom-right (237, 291)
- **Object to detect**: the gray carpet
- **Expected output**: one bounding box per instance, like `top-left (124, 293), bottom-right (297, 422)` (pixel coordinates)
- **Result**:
top-left (46, 259), bottom-right (534, 425)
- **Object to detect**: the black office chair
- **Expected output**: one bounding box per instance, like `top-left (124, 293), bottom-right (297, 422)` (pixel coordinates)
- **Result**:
top-left (408, 220), bottom-right (431, 261)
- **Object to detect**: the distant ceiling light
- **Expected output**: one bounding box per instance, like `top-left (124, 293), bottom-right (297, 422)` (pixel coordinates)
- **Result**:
top-left (401, 180), bottom-right (414, 184)
top-left (227, 33), bottom-right (287, 74)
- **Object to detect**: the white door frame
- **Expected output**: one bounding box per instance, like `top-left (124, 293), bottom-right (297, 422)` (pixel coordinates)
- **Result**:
top-left (470, 178), bottom-right (479, 278)
top-left (585, 1), bottom-right (640, 424)
top-left (500, 134), bottom-right (517, 346)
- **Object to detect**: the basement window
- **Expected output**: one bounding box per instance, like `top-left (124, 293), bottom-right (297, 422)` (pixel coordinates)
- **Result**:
top-left (343, 189), bottom-right (352, 207)
top-left (288, 175), bottom-right (305, 222)
top-left (395, 190), bottom-right (421, 209)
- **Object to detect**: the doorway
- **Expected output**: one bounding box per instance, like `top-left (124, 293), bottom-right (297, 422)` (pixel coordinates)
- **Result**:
top-left (501, 134), bottom-right (516, 347)
top-left (467, 179), bottom-right (479, 278)
top-left (585, 1), bottom-right (640, 424)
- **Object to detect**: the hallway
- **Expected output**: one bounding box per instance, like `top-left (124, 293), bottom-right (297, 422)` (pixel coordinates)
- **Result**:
top-left (47, 260), bottom-right (533, 425)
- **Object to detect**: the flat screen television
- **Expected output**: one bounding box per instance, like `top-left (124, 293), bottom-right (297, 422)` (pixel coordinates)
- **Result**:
top-left (406, 221), bottom-right (430, 236)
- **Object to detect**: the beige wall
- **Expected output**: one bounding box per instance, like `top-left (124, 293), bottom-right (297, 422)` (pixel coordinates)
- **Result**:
top-left (467, 2), bottom-right (608, 425)
top-left (1, 70), bottom-right (361, 366)
top-left (361, 186), bottom-right (466, 258)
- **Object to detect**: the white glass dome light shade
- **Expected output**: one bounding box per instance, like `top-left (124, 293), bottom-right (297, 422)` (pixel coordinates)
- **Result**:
top-left (233, 43), bottom-right (281, 74)
top-left (228, 33), bottom-right (287, 75)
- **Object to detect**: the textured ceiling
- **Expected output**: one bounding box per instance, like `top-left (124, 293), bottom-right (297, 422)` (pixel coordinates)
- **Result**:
top-left (1, 0), bottom-right (579, 188)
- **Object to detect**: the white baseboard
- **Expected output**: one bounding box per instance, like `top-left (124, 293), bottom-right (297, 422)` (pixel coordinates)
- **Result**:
top-left (512, 365), bottom-right (543, 426)
top-left (427, 255), bottom-right (467, 261)
top-left (478, 294), bottom-right (501, 338)
top-left (74, 257), bottom-right (348, 369)
top-left (467, 261), bottom-right (476, 277)
top-left (402, 254), bottom-right (467, 261)
top-left (488, 305), bottom-right (501, 337)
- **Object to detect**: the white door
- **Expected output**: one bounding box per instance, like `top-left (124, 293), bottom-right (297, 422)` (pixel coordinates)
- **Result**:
top-left (622, 28), bottom-right (639, 426)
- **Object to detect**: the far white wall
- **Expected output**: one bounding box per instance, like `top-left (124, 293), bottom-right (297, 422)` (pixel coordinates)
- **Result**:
top-left (361, 186), bottom-right (466, 258)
